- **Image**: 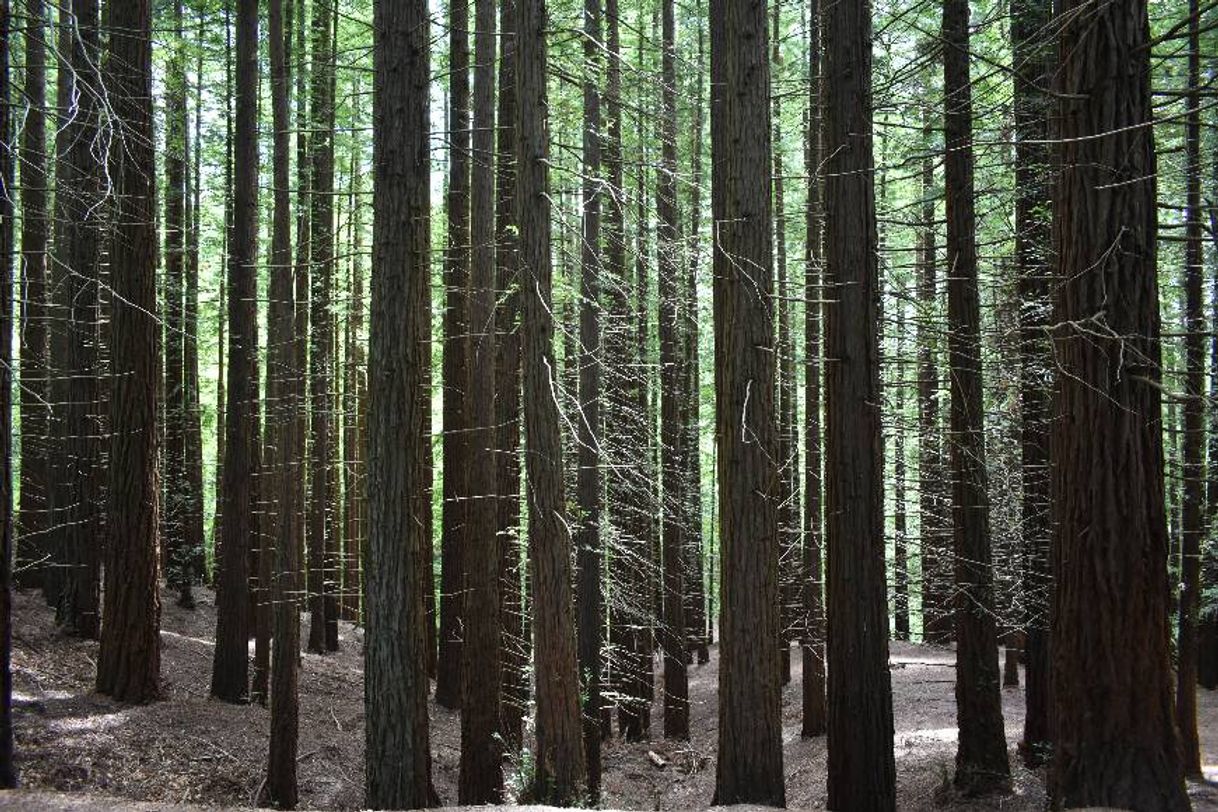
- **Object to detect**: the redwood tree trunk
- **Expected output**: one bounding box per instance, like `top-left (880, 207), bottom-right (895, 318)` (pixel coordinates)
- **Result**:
top-left (1049, 0), bottom-right (1189, 806)
top-left (1011, 0), bottom-right (1053, 768)
top-left (517, 0), bottom-right (588, 796)
top-left (438, 0), bottom-right (472, 708)
top-left (822, 0), bottom-right (896, 805)
top-left (365, 0), bottom-right (437, 804)
top-left (709, 0), bottom-right (784, 802)
top-left (264, 0), bottom-right (299, 802)
top-left (458, 0), bottom-right (502, 796)
top-left (942, 0), bottom-right (1011, 794)
top-left (211, 0), bottom-right (260, 705)
top-left (97, 0), bottom-right (162, 705)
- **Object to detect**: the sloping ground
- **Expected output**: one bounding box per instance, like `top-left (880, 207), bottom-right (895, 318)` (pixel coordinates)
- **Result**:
top-left (6, 588), bottom-right (1218, 810)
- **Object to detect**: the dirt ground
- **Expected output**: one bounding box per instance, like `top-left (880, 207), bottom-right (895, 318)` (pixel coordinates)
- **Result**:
top-left (5, 588), bottom-right (1218, 810)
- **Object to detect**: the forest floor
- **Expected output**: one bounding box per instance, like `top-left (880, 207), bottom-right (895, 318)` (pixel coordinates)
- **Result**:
top-left (4, 587), bottom-right (1218, 811)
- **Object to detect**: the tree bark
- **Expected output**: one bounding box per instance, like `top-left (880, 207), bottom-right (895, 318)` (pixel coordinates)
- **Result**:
top-left (709, 0), bottom-right (784, 802)
top-left (1011, 0), bottom-right (1053, 768)
top-left (517, 0), bottom-right (588, 795)
top-left (800, 0), bottom-right (826, 739)
top-left (458, 0), bottom-right (503, 797)
top-left (438, 0), bottom-right (472, 709)
top-left (942, 0), bottom-right (1011, 794)
top-left (365, 0), bottom-right (438, 804)
top-left (211, 0), bottom-right (260, 704)
top-left (17, 0), bottom-right (50, 593)
top-left (97, 0), bottom-right (162, 705)
top-left (1049, 0), bottom-right (1190, 806)
top-left (0, 0), bottom-right (17, 785)
top-left (822, 0), bottom-right (896, 805)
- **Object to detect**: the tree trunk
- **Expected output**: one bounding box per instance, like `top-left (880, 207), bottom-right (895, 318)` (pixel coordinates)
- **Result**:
top-left (658, 0), bottom-right (688, 743)
top-left (211, 0), bottom-right (260, 704)
top-left (942, 0), bottom-right (1011, 794)
top-left (517, 0), bottom-right (588, 795)
top-left (365, 0), bottom-right (438, 805)
top-left (576, 0), bottom-right (605, 787)
top-left (17, 0), bottom-right (50, 593)
top-left (708, 0), bottom-right (784, 802)
top-left (51, 0), bottom-right (103, 639)
top-left (307, 0), bottom-right (338, 655)
top-left (0, 0), bottom-right (17, 785)
top-left (97, 0), bottom-right (162, 704)
top-left (822, 0), bottom-right (896, 805)
top-left (893, 305), bottom-right (909, 643)
top-left (437, 0), bottom-right (471, 708)
top-left (917, 58), bottom-right (951, 646)
top-left (495, 0), bottom-right (526, 746)
top-left (163, 0), bottom-right (193, 609)
top-left (1175, 0), bottom-right (1204, 778)
top-left (458, 0), bottom-right (503, 797)
top-left (1011, 0), bottom-right (1053, 768)
top-left (263, 0), bottom-right (300, 801)
top-left (1049, 0), bottom-right (1189, 806)
top-left (800, 0), bottom-right (826, 739)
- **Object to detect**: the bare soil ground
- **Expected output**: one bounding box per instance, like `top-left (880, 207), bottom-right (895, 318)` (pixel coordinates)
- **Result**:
top-left (5, 588), bottom-right (1217, 810)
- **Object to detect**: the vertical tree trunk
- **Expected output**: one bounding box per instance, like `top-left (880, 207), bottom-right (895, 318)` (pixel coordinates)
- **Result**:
top-left (495, 0), bottom-right (526, 746)
top-left (17, 0), bottom-right (50, 593)
top-left (163, 0), bottom-right (193, 609)
top-left (97, 0), bottom-right (162, 704)
top-left (1175, 0), bottom-right (1204, 777)
top-left (263, 0), bottom-right (299, 801)
top-left (893, 305), bottom-right (909, 643)
top-left (517, 0), bottom-right (588, 795)
top-left (307, 0), bottom-right (339, 655)
top-left (51, 0), bottom-right (103, 639)
top-left (800, 0), bottom-right (826, 739)
top-left (185, 0), bottom-right (207, 601)
top-left (213, 2), bottom-right (234, 576)
top-left (292, 0), bottom-right (312, 648)
top-left (709, 0), bottom-right (784, 802)
top-left (437, 0), bottom-right (472, 707)
top-left (1049, 0), bottom-right (1189, 806)
top-left (365, 0), bottom-right (438, 804)
top-left (771, 1), bottom-right (799, 685)
top-left (341, 130), bottom-right (367, 624)
top-left (0, 0), bottom-right (17, 785)
top-left (1011, 0), bottom-right (1053, 767)
top-left (657, 0), bottom-right (689, 742)
top-left (458, 0), bottom-right (502, 797)
top-left (211, 0), bottom-right (260, 704)
top-left (942, 0), bottom-right (1010, 794)
top-left (576, 0), bottom-right (605, 785)
top-left (822, 0), bottom-right (896, 805)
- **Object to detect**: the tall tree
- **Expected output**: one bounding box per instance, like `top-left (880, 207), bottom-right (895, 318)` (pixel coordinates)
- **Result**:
top-left (307, 0), bottom-right (339, 655)
top-left (1011, 0), bottom-right (1053, 768)
top-left (658, 0), bottom-right (689, 742)
top-left (822, 0), bottom-right (896, 806)
top-left (576, 0), bottom-right (606, 786)
top-left (365, 0), bottom-right (438, 805)
top-left (0, 0), bottom-right (16, 785)
top-left (438, 0), bottom-right (472, 708)
top-left (97, 0), bottom-right (161, 704)
top-left (263, 0), bottom-right (301, 803)
top-left (917, 56), bottom-right (951, 646)
top-left (211, 0), bottom-right (260, 704)
top-left (51, 0), bottom-right (103, 638)
top-left (17, 0), bottom-right (50, 592)
top-left (1050, 0), bottom-right (1189, 806)
top-left (517, 0), bottom-right (588, 795)
top-left (163, 0), bottom-right (193, 608)
top-left (800, 0), bottom-right (826, 739)
top-left (458, 0), bottom-right (503, 797)
top-left (942, 0), bottom-right (1010, 794)
top-left (495, 0), bottom-right (527, 746)
top-left (709, 0), bottom-right (784, 803)
top-left (1175, 0), bottom-right (1204, 778)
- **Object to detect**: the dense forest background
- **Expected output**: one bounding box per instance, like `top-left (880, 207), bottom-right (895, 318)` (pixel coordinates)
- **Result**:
top-left (0, 0), bottom-right (1215, 808)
